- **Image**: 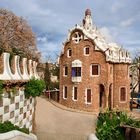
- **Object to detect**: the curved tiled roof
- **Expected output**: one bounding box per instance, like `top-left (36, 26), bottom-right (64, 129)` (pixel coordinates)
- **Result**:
top-left (61, 10), bottom-right (131, 64)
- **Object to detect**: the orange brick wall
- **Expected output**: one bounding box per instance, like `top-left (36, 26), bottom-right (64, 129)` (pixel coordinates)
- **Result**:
top-left (59, 31), bottom-right (130, 112)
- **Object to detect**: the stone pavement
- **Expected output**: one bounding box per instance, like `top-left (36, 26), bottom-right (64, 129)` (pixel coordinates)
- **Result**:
top-left (35, 97), bottom-right (97, 140)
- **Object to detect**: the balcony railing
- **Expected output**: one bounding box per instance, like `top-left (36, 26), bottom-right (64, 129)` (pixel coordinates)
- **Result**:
top-left (72, 76), bottom-right (81, 82)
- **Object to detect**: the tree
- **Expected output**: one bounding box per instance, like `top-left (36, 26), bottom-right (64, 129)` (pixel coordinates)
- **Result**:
top-left (44, 62), bottom-right (51, 90)
top-left (50, 63), bottom-right (60, 79)
top-left (130, 50), bottom-right (140, 93)
top-left (0, 9), bottom-right (40, 61)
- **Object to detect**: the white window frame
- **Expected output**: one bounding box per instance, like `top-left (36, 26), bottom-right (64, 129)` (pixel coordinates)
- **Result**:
top-left (90, 64), bottom-right (100, 77)
top-left (67, 49), bottom-right (72, 57)
top-left (85, 88), bottom-right (92, 104)
top-left (84, 46), bottom-right (90, 56)
top-left (63, 86), bottom-right (68, 99)
top-left (72, 86), bottom-right (78, 101)
top-left (63, 65), bottom-right (68, 77)
top-left (119, 86), bottom-right (127, 103)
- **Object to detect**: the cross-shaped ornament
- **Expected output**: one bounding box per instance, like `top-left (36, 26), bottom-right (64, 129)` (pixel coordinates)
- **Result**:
top-left (72, 32), bottom-right (83, 44)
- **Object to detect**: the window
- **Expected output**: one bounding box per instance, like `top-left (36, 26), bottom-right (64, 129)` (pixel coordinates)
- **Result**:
top-left (73, 87), bottom-right (78, 101)
top-left (120, 87), bottom-right (126, 102)
top-left (72, 60), bottom-right (82, 82)
top-left (91, 64), bottom-right (100, 76)
top-left (67, 49), bottom-right (72, 57)
top-left (64, 66), bottom-right (68, 76)
top-left (63, 86), bottom-right (67, 99)
top-left (72, 32), bottom-right (83, 44)
top-left (86, 89), bottom-right (92, 104)
top-left (110, 66), bottom-right (113, 74)
top-left (84, 47), bottom-right (89, 55)
top-left (72, 67), bottom-right (81, 77)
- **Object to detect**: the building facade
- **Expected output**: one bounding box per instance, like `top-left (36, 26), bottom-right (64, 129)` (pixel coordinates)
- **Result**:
top-left (59, 9), bottom-right (131, 112)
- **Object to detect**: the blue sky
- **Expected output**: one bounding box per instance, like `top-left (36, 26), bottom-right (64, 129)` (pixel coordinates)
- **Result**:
top-left (0, 0), bottom-right (140, 62)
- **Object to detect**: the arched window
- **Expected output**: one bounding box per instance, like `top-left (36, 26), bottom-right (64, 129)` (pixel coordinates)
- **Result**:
top-left (120, 87), bottom-right (126, 102)
top-left (85, 89), bottom-right (92, 104)
top-left (72, 87), bottom-right (78, 101)
top-left (63, 86), bottom-right (67, 99)
top-left (67, 48), bottom-right (72, 57)
top-left (84, 46), bottom-right (90, 55)
top-left (63, 65), bottom-right (68, 76)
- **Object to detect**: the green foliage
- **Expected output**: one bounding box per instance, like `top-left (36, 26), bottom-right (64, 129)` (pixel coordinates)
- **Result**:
top-left (0, 80), bottom-right (3, 94)
top-left (12, 47), bottom-right (27, 58)
top-left (9, 52), bottom-right (14, 67)
top-left (96, 111), bottom-right (140, 140)
top-left (0, 47), bottom-right (5, 54)
top-left (44, 62), bottom-right (51, 89)
top-left (25, 78), bottom-right (45, 98)
top-left (49, 81), bottom-right (59, 90)
top-left (50, 64), bottom-right (60, 79)
top-left (11, 87), bottom-right (16, 95)
top-left (0, 121), bottom-right (29, 134)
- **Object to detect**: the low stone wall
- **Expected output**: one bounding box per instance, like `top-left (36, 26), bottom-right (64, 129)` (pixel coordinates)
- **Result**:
top-left (0, 90), bottom-right (35, 132)
top-left (0, 130), bottom-right (37, 140)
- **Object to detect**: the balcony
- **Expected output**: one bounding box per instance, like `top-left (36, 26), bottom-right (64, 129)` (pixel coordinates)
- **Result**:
top-left (72, 76), bottom-right (81, 83)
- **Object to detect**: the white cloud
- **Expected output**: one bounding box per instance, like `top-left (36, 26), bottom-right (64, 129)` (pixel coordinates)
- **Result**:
top-left (99, 27), bottom-right (114, 42)
top-left (37, 36), bottom-right (47, 43)
top-left (120, 18), bottom-right (135, 27)
top-left (111, 2), bottom-right (123, 13)
top-left (37, 35), bottom-right (61, 62)
top-left (0, 0), bottom-right (140, 62)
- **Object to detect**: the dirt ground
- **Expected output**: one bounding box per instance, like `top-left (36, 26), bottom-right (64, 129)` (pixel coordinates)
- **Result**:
top-left (35, 97), bottom-right (97, 140)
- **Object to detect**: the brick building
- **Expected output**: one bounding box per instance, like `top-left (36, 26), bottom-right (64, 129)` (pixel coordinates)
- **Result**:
top-left (59, 9), bottom-right (131, 112)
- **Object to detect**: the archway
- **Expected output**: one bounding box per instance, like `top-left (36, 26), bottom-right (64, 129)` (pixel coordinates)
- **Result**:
top-left (108, 84), bottom-right (112, 110)
top-left (99, 84), bottom-right (105, 108)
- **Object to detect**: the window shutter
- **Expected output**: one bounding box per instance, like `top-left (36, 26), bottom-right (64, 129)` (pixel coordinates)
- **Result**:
top-left (120, 87), bottom-right (126, 101)
top-left (92, 65), bottom-right (98, 75)
top-left (87, 89), bottom-right (91, 103)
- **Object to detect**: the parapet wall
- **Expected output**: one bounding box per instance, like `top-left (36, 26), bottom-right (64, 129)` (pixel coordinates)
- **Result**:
top-left (0, 52), bottom-right (39, 80)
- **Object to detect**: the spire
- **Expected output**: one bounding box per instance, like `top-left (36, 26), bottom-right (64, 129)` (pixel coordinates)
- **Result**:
top-left (83, 9), bottom-right (93, 31)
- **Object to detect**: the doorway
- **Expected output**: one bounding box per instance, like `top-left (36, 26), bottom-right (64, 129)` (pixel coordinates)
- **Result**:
top-left (99, 84), bottom-right (105, 108)
top-left (108, 84), bottom-right (112, 110)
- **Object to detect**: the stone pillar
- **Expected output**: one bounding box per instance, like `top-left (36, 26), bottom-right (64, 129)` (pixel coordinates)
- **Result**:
top-left (22, 58), bottom-right (29, 80)
top-left (0, 53), bottom-right (13, 80)
top-left (28, 60), bottom-right (33, 79)
top-left (105, 84), bottom-right (109, 109)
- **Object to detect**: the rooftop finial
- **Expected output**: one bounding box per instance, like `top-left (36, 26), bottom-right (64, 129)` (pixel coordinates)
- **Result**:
top-left (85, 9), bottom-right (91, 16)
top-left (83, 9), bottom-right (92, 31)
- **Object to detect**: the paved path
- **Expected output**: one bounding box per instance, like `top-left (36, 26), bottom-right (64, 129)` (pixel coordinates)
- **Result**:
top-left (35, 97), bottom-right (97, 140)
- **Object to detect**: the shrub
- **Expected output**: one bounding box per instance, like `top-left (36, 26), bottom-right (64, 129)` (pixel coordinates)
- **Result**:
top-left (0, 81), bottom-right (3, 99)
top-left (25, 78), bottom-right (45, 98)
top-left (0, 121), bottom-right (29, 134)
top-left (0, 80), bottom-right (3, 93)
top-left (96, 111), bottom-right (140, 140)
